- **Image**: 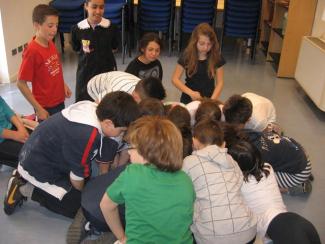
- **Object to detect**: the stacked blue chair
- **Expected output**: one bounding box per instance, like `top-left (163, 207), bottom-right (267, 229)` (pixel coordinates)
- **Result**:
top-left (178, 0), bottom-right (217, 51)
top-left (136, 0), bottom-right (174, 55)
top-left (220, 0), bottom-right (262, 61)
top-left (50, 0), bottom-right (85, 52)
top-left (104, 0), bottom-right (130, 64)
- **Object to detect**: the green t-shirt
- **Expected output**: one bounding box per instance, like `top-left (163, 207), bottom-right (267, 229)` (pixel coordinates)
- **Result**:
top-left (107, 163), bottom-right (195, 244)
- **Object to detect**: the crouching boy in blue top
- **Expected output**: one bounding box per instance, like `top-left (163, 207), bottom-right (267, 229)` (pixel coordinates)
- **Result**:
top-left (3, 91), bottom-right (140, 218)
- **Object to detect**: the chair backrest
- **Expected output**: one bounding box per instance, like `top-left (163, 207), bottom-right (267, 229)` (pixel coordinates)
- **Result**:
top-left (105, 0), bottom-right (126, 3)
top-left (181, 0), bottom-right (217, 33)
top-left (50, 0), bottom-right (85, 33)
top-left (138, 0), bottom-right (173, 33)
top-left (103, 1), bottom-right (127, 27)
top-left (223, 0), bottom-right (261, 38)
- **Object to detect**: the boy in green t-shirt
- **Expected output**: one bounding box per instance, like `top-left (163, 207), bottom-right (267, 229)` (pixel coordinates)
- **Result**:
top-left (101, 116), bottom-right (195, 244)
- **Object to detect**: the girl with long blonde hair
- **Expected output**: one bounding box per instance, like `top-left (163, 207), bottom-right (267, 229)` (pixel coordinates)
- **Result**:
top-left (172, 23), bottom-right (225, 104)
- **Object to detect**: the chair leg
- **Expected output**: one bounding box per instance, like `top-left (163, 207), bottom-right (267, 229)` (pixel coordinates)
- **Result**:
top-left (251, 40), bottom-right (257, 64)
top-left (127, 33), bottom-right (132, 58)
top-left (60, 32), bottom-right (65, 54)
top-left (122, 7), bottom-right (125, 64)
top-left (219, 29), bottom-right (224, 53)
top-left (168, 34), bottom-right (172, 56)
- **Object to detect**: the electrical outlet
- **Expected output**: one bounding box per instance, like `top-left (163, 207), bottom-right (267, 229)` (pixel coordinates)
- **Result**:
top-left (18, 45), bottom-right (23, 53)
top-left (12, 48), bottom-right (17, 56)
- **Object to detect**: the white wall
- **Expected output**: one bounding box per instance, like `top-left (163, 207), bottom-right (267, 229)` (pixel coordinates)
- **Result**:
top-left (312, 0), bottom-right (325, 37)
top-left (0, 0), bottom-right (48, 83)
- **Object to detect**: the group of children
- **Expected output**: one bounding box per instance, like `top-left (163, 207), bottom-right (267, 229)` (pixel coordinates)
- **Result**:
top-left (1, 1), bottom-right (321, 244)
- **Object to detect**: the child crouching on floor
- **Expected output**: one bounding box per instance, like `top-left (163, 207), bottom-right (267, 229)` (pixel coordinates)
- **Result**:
top-left (228, 140), bottom-right (320, 244)
top-left (182, 119), bottom-right (257, 244)
top-left (100, 116), bottom-right (195, 243)
top-left (223, 95), bottom-right (312, 195)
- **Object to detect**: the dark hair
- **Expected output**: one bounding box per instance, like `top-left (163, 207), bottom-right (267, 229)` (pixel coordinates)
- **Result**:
top-left (220, 122), bottom-right (247, 149)
top-left (193, 119), bottom-right (224, 147)
top-left (166, 105), bottom-right (193, 158)
top-left (227, 140), bottom-right (270, 182)
top-left (138, 98), bottom-right (164, 116)
top-left (139, 32), bottom-right (163, 53)
top-left (125, 116), bottom-right (183, 172)
top-left (134, 77), bottom-right (166, 101)
top-left (165, 105), bottom-right (191, 129)
top-left (195, 99), bottom-right (222, 124)
top-left (223, 95), bottom-right (253, 124)
top-left (96, 91), bottom-right (140, 127)
top-left (33, 4), bottom-right (58, 24)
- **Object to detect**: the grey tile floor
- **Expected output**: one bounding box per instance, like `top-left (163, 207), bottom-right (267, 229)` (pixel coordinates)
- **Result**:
top-left (0, 40), bottom-right (325, 244)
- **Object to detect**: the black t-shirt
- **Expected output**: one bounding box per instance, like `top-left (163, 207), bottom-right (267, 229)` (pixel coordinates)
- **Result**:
top-left (125, 57), bottom-right (163, 81)
top-left (177, 54), bottom-right (226, 104)
top-left (244, 129), bottom-right (308, 174)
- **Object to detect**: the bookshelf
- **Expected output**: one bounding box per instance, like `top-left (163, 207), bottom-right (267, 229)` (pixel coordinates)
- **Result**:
top-left (259, 0), bottom-right (317, 78)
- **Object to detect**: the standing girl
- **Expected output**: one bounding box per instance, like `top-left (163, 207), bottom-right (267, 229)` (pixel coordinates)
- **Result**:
top-left (71, 0), bottom-right (119, 102)
top-left (125, 32), bottom-right (163, 80)
top-left (172, 23), bottom-right (225, 104)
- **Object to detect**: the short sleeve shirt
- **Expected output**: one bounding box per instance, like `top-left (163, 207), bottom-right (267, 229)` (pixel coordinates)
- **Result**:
top-left (18, 38), bottom-right (65, 108)
top-left (0, 97), bottom-right (15, 142)
top-left (177, 54), bottom-right (226, 103)
top-left (107, 164), bottom-right (195, 244)
top-left (125, 57), bottom-right (163, 80)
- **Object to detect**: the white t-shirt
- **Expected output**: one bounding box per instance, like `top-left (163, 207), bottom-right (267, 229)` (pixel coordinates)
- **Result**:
top-left (242, 92), bottom-right (276, 132)
top-left (185, 101), bottom-right (225, 126)
top-left (87, 71), bottom-right (140, 101)
top-left (241, 163), bottom-right (287, 240)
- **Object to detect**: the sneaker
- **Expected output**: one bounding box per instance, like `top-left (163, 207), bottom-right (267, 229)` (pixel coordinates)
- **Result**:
top-left (81, 232), bottom-right (117, 244)
top-left (66, 208), bottom-right (88, 244)
top-left (3, 170), bottom-right (27, 215)
top-left (288, 180), bottom-right (312, 196)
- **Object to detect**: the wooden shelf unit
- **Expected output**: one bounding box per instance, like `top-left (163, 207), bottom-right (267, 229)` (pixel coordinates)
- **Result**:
top-left (259, 0), bottom-right (317, 78)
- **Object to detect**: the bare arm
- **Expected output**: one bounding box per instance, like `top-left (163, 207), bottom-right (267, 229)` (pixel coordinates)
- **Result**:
top-left (70, 177), bottom-right (84, 191)
top-left (64, 82), bottom-right (72, 98)
top-left (97, 161), bottom-right (110, 174)
top-left (100, 193), bottom-right (127, 243)
top-left (1, 115), bottom-right (29, 143)
top-left (172, 64), bottom-right (202, 101)
top-left (211, 67), bottom-right (224, 100)
top-left (17, 80), bottom-right (49, 120)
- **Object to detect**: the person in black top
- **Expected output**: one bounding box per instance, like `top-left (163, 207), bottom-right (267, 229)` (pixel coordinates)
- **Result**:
top-left (71, 0), bottom-right (118, 102)
top-left (222, 95), bottom-right (312, 195)
top-left (125, 32), bottom-right (163, 81)
top-left (172, 23), bottom-right (226, 104)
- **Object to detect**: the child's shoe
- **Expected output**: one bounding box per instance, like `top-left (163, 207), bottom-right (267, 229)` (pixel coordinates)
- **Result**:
top-left (3, 170), bottom-right (27, 215)
top-left (288, 180), bottom-right (312, 196)
top-left (66, 208), bottom-right (88, 244)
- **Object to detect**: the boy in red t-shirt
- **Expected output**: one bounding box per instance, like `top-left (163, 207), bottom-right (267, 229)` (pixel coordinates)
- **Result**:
top-left (17, 4), bottom-right (71, 121)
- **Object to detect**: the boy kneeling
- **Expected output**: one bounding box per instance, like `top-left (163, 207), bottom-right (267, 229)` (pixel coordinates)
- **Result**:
top-left (4, 91), bottom-right (139, 218)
